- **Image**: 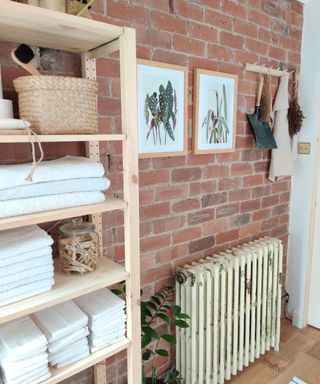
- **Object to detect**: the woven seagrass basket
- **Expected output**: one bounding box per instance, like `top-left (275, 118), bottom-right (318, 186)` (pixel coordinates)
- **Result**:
top-left (13, 76), bottom-right (98, 135)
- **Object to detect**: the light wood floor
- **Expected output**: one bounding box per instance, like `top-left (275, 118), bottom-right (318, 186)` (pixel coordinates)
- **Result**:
top-left (229, 319), bottom-right (320, 384)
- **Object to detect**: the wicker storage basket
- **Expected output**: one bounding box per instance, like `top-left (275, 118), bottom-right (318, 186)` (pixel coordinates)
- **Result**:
top-left (13, 76), bottom-right (99, 135)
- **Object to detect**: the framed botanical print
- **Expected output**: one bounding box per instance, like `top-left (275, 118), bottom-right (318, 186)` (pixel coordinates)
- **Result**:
top-left (193, 69), bottom-right (238, 154)
top-left (137, 59), bottom-right (188, 158)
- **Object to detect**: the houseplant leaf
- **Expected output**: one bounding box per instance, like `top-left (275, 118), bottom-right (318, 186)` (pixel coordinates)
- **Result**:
top-left (143, 326), bottom-right (159, 339)
top-left (162, 334), bottom-right (176, 344)
top-left (174, 319), bottom-right (189, 328)
top-left (155, 349), bottom-right (169, 357)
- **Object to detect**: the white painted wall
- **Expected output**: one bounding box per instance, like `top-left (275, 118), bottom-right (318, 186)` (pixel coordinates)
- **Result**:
top-left (287, 1), bottom-right (320, 328)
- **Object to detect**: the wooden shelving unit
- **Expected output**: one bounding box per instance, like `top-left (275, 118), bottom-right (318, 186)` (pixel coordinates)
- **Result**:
top-left (0, 2), bottom-right (141, 384)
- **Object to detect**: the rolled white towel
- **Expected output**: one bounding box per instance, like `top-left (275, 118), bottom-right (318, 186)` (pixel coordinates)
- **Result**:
top-left (0, 226), bottom-right (53, 259)
top-left (0, 191), bottom-right (105, 218)
top-left (32, 301), bottom-right (88, 342)
top-left (0, 156), bottom-right (104, 190)
top-left (0, 177), bottom-right (110, 201)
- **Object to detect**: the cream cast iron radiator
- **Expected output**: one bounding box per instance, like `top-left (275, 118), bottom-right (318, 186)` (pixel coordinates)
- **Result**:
top-left (175, 237), bottom-right (283, 384)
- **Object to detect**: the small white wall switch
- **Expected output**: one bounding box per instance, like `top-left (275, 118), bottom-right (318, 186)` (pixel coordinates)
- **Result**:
top-left (298, 142), bottom-right (311, 155)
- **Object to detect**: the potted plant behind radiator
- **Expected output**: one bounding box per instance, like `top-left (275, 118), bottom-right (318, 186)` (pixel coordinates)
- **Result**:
top-left (112, 284), bottom-right (190, 383)
top-left (140, 286), bottom-right (190, 384)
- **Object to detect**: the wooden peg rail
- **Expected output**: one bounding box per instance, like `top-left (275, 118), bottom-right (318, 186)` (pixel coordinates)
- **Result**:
top-left (243, 63), bottom-right (294, 78)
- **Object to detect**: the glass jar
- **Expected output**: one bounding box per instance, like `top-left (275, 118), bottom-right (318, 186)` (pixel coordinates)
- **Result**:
top-left (58, 218), bottom-right (100, 276)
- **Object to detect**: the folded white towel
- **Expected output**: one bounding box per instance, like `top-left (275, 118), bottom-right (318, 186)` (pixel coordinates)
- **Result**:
top-left (90, 335), bottom-right (126, 354)
top-left (90, 313), bottom-right (126, 332)
top-left (0, 156), bottom-right (104, 190)
top-left (91, 325), bottom-right (126, 339)
top-left (0, 177), bottom-right (110, 201)
top-left (74, 288), bottom-right (126, 327)
top-left (0, 265), bottom-right (53, 289)
top-left (2, 354), bottom-right (48, 380)
top-left (0, 317), bottom-right (47, 362)
top-left (0, 191), bottom-right (105, 218)
top-left (48, 326), bottom-right (89, 354)
top-left (3, 366), bottom-right (50, 384)
top-left (1, 352), bottom-right (48, 373)
top-left (0, 254), bottom-right (53, 279)
top-left (0, 247), bottom-right (52, 268)
top-left (0, 226), bottom-right (53, 259)
top-left (32, 301), bottom-right (88, 342)
top-left (55, 350), bottom-right (89, 369)
top-left (49, 338), bottom-right (88, 365)
top-left (17, 371), bottom-right (51, 384)
top-left (90, 323), bottom-right (126, 338)
top-left (0, 272), bottom-right (53, 293)
top-left (0, 280), bottom-right (54, 307)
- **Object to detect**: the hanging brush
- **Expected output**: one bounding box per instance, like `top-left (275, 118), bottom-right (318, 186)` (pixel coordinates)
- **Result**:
top-left (288, 69), bottom-right (304, 137)
top-left (11, 44), bottom-right (40, 76)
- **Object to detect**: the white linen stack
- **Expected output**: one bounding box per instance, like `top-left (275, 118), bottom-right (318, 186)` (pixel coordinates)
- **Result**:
top-left (0, 156), bottom-right (110, 218)
top-left (32, 301), bottom-right (89, 368)
top-left (75, 288), bottom-right (126, 353)
top-left (0, 316), bottom-right (51, 384)
top-left (0, 225), bottom-right (54, 307)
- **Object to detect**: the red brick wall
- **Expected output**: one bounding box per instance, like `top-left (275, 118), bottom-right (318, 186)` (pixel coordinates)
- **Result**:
top-left (0, 0), bottom-right (303, 383)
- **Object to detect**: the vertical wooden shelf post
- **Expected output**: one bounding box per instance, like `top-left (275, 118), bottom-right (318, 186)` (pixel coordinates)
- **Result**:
top-left (120, 27), bottom-right (141, 384)
top-left (82, 53), bottom-right (106, 384)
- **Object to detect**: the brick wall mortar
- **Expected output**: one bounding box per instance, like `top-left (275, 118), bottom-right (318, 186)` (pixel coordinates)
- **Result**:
top-left (0, 0), bottom-right (303, 383)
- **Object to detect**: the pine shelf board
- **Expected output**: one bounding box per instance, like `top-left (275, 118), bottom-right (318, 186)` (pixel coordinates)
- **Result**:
top-left (0, 134), bottom-right (126, 143)
top-left (0, 258), bottom-right (129, 325)
top-left (43, 338), bottom-right (130, 384)
top-left (0, 1), bottom-right (123, 53)
top-left (0, 197), bottom-right (127, 231)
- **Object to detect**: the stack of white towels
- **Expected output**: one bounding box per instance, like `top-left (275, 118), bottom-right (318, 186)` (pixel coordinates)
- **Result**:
top-left (32, 301), bottom-right (89, 368)
top-left (0, 156), bottom-right (110, 218)
top-left (0, 225), bottom-right (54, 307)
top-left (75, 288), bottom-right (126, 353)
top-left (0, 316), bottom-right (51, 384)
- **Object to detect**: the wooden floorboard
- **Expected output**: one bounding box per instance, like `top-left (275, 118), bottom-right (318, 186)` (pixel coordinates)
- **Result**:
top-left (229, 319), bottom-right (320, 384)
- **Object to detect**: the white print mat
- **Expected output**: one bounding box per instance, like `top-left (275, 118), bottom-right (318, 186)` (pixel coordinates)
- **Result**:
top-left (289, 377), bottom-right (308, 384)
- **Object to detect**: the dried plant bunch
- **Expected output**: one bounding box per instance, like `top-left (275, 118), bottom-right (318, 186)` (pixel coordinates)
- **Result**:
top-left (288, 69), bottom-right (304, 137)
